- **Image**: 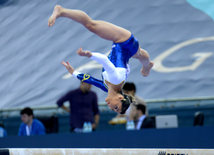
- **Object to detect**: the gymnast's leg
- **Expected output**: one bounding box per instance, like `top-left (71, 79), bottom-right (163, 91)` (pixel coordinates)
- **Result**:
top-left (48, 5), bottom-right (131, 43)
top-left (132, 48), bottom-right (154, 77)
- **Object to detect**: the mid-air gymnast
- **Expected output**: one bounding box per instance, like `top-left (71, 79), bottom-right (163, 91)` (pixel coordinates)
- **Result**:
top-left (48, 5), bottom-right (154, 114)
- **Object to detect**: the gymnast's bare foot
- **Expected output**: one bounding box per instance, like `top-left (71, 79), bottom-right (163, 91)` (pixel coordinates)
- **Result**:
top-left (48, 5), bottom-right (62, 27)
top-left (141, 61), bottom-right (154, 77)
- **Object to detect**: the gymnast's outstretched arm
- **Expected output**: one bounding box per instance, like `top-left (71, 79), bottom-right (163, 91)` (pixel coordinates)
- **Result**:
top-left (61, 61), bottom-right (108, 92)
top-left (77, 48), bottom-right (126, 85)
top-left (76, 48), bottom-right (117, 74)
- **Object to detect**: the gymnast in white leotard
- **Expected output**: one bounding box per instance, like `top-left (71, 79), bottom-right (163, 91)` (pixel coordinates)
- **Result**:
top-left (48, 5), bottom-right (154, 114)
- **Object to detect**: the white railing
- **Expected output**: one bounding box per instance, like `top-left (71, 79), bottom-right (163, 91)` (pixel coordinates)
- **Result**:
top-left (0, 96), bottom-right (214, 117)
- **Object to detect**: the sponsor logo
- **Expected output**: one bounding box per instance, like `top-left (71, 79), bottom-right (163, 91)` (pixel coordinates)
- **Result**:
top-left (158, 151), bottom-right (188, 155)
top-left (81, 74), bottom-right (90, 82)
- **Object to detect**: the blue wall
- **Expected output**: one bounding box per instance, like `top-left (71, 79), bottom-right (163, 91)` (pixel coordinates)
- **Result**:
top-left (0, 126), bottom-right (213, 148)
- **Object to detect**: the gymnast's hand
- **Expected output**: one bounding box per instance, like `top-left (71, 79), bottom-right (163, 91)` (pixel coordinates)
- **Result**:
top-left (76, 47), bottom-right (92, 58)
top-left (61, 61), bottom-right (75, 74)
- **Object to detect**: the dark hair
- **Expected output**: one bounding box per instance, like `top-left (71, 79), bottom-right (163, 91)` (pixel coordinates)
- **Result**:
top-left (20, 107), bottom-right (34, 117)
top-left (136, 104), bottom-right (146, 114)
top-left (122, 82), bottom-right (136, 92)
top-left (119, 89), bottom-right (137, 114)
top-left (120, 93), bottom-right (131, 114)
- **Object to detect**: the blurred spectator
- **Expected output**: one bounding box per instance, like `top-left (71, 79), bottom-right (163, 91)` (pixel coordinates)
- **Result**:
top-left (57, 81), bottom-right (100, 132)
top-left (122, 82), bottom-right (147, 120)
top-left (0, 121), bottom-right (7, 137)
top-left (18, 107), bottom-right (46, 136)
top-left (132, 104), bottom-right (155, 129)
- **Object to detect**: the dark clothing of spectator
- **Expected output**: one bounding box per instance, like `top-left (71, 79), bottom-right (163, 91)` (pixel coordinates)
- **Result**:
top-left (57, 88), bottom-right (99, 129)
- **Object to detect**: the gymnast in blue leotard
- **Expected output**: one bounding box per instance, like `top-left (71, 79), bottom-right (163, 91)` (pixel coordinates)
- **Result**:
top-left (48, 5), bottom-right (154, 114)
top-left (73, 34), bottom-right (138, 92)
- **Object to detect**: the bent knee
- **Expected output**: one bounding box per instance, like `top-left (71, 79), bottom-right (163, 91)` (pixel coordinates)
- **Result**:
top-left (84, 22), bottom-right (97, 32)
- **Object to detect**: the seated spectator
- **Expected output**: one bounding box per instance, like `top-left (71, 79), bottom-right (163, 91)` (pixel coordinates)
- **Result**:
top-left (131, 104), bottom-right (155, 129)
top-left (0, 121), bottom-right (7, 137)
top-left (18, 107), bottom-right (46, 136)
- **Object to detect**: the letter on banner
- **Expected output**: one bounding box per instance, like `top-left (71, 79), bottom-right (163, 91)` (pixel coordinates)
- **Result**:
top-left (152, 37), bottom-right (213, 73)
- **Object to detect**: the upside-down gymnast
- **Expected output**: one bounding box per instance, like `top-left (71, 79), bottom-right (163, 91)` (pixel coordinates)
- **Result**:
top-left (48, 5), bottom-right (154, 114)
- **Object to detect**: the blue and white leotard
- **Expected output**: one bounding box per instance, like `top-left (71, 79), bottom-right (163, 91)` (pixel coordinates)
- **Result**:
top-left (72, 34), bottom-right (139, 92)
